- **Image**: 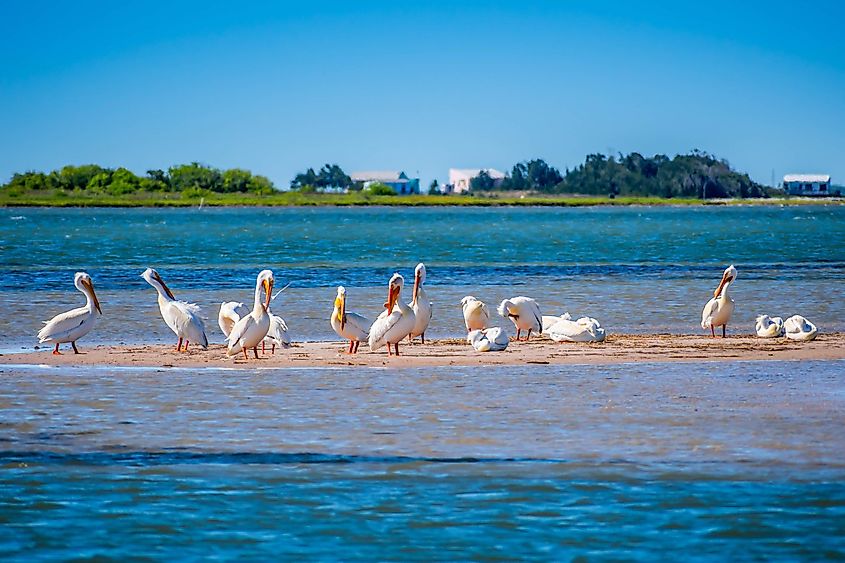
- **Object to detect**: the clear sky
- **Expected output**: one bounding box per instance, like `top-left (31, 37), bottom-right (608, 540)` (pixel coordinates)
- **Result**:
top-left (1, 1), bottom-right (843, 189)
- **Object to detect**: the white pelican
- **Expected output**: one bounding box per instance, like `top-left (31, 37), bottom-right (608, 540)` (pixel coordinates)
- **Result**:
top-left (141, 268), bottom-right (208, 351)
top-left (226, 270), bottom-right (274, 360)
top-left (408, 263), bottom-right (432, 344)
top-left (701, 265), bottom-right (737, 337)
top-left (784, 315), bottom-right (818, 341)
top-left (467, 327), bottom-right (509, 352)
top-left (218, 301), bottom-right (249, 338)
top-left (544, 313), bottom-right (606, 343)
top-left (460, 296), bottom-right (490, 332)
top-left (755, 315), bottom-right (784, 338)
top-left (369, 273), bottom-right (416, 356)
top-left (497, 296), bottom-right (542, 341)
top-left (37, 272), bottom-right (102, 355)
top-left (331, 286), bottom-right (370, 354)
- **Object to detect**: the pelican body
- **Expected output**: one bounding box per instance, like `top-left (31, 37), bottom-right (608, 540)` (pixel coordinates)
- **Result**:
top-left (263, 312), bottom-right (291, 353)
top-left (543, 313), bottom-right (606, 343)
top-left (461, 296), bottom-right (489, 333)
top-left (219, 301), bottom-right (249, 338)
top-left (37, 272), bottom-right (102, 355)
top-left (141, 268), bottom-right (208, 351)
top-left (226, 270), bottom-right (274, 360)
top-left (368, 273), bottom-right (416, 356)
top-left (784, 315), bottom-right (818, 341)
top-left (701, 265), bottom-right (737, 337)
top-left (331, 286), bottom-right (370, 354)
top-left (468, 327), bottom-right (509, 352)
top-left (408, 263), bottom-right (432, 344)
top-left (498, 296), bottom-right (542, 341)
top-left (755, 315), bottom-right (785, 338)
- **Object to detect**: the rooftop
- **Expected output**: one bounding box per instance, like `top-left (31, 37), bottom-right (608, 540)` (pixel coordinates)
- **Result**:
top-left (783, 174), bottom-right (830, 183)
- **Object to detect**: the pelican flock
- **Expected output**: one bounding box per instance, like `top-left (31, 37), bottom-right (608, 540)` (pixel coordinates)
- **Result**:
top-left (141, 268), bottom-right (208, 351)
top-left (701, 265), bottom-right (737, 337)
top-left (37, 272), bottom-right (102, 354)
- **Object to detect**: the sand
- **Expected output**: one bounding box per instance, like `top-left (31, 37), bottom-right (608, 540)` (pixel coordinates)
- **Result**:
top-left (2, 333), bottom-right (844, 369)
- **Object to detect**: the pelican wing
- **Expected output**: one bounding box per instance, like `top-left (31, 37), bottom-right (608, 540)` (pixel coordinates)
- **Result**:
top-left (368, 309), bottom-right (403, 350)
top-left (218, 301), bottom-right (249, 337)
top-left (226, 315), bottom-right (255, 349)
top-left (37, 307), bottom-right (89, 342)
top-left (700, 297), bottom-right (720, 328)
top-left (169, 301), bottom-right (209, 348)
top-left (343, 311), bottom-right (370, 341)
top-left (266, 314), bottom-right (291, 347)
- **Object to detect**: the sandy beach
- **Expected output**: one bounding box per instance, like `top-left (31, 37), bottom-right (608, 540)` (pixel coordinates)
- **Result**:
top-left (3, 333), bottom-right (844, 369)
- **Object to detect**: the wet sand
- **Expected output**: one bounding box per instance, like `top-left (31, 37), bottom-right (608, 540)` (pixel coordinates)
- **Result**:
top-left (2, 333), bottom-right (844, 369)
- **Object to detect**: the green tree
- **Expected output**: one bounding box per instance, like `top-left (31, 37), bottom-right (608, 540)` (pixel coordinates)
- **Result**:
top-left (470, 170), bottom-right (496, 192)
top-left (428, 179), bottom-right (440, 195)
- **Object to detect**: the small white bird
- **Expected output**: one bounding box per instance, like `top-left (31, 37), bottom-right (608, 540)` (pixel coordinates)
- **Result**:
top-left (461, 296), bottom-right (490, 332)
top-left (218, 301), bottom-right (250, 338)
top-left (368, 273), bottom-right (416, 356)
top-left (408, 263), bottom-right (432, 344)
top-left (755, 315), bottom-right (785, 338)
top-left (467, 327), bottom-right (509, 352)
top-left (701, 265), bottom-right (737, 337)
top-left (544, 313), bottom-right (606, 343)
top-left (497, 296), bottom-right (542, 341)
top-left (141, 268), bottom-right (208, 351)
top-left (330, 286), bottom-right (370, 354)
top-left (226, 270), bottom-right (274, 360)
top-left (37, 272), bottom-right (102, 355)
top-left (784, 315), bottom-right (818, 341)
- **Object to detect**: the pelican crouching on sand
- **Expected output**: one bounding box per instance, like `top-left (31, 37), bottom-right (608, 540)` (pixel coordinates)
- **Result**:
top-left (331, 286), bottom-right (370, 354)
top-left (468, 327), bottom-right (509, 352)
top-left (461, 296), bottom-right (489, 333)
top-left (701, 265), bottom-right (737, 338)
top-left (755, 315), bottom-right (784, 338)
top-left (784, 315), bottom-right (818, 341)
top-left (369, 273), bottom-right (416, 356)
top-left (544, 313), bottom-right (606, 343)
top-left (408, 263), bottom-right (432, 344)
top-left (226, 270), bottom-right (274, 360)
top-left (498, 296), bottom-right (542, 341)
top-left (218, 301), bottom-right (249, 338)
top-left (141, 268), bottom-right (208, 351)
top-left (37, 272), bottom-right (102, 355)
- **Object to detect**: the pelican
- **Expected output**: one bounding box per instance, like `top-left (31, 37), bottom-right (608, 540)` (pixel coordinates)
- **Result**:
top-left (369, 273), bottom-right (416, 356)
top-left (263, 313), bottom-right (291, 354)
top-left (701, 265), bottom-right (737, 337)
top-left (467, 327), bottom-right (509, 352)
top-left (141, 268), bottom-right (208, 351)
top-left (461, 296), bottom-right (490, 332)
top-left (331, 286), bottom-right (370, 354)
top-left (543, 313), bottom-right (606, 343)
top-left (784, 315), bottom-right (818, 341)
top-left (755, 315), bottom-right (784, 338)
top-left (37, 272), bottom-right (102, 355)
top-left (226, 270), bottom-right (274, 359)
top-left (497, 296), bottom-right (542, 341)
top-left (408, 263), bottom-right (432, 344)
top-left (218, 301), bottom-right (249, 338)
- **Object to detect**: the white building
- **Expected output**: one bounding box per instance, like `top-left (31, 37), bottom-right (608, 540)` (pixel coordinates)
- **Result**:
top-left (350, 171), bottom-right (420, 195)
top-left (446, 168), bottom-right (507, 194)
top-left (783, 174), bottom-right (831, 196)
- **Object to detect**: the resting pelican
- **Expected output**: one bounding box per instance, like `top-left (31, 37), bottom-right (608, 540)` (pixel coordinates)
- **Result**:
top-left (461, 296), bottom-right (490, 332)
top-left (755, 315), bottom-right (784, 338)
top-left (784, 315), bottom-right (818, 341)
top-left (408, 263), bottom-right (432, 344)
top-left (467, 327), bottom-right (509, 352)
top-left (544, 313), bottom-right (606, 343)
top-left (37, 272), bottom-right (102, 355)
top-left (141, 268), bottom-right (208, 351)
top-left (218, 301), bottom-right (249, 338)
top-left (331, 286), bottom-right (370, 353)
top-left (701, 265), bottom-right (737, 337)
top-left (226, 270), bottom-right (274, 359)
top-left (369, 273), bottom-right (416, 356)
top-left (498, 296), bottom-right (542, 341)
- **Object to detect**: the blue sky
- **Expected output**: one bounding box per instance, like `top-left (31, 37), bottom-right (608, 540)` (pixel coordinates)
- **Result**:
top-left (1, 1), bottom-right (843, 188)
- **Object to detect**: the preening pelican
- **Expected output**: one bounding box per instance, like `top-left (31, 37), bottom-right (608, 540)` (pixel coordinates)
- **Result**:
top-left (498, 296), bottom-right (542, 341)
top-left (784, 315), bottom-right (818, 341)
top-left (226, 270), bottom-right (274, 359)
top-left (543, 313), bottom-right (606, 343)
top-left (755, 315), bottom-right (784, 338)
top-left (141, 268), bottom-right (208, 351)
top-left (37, 272), bottom-right (102, 355)
top-left (468, 327), bottom-right (509, 352)
top-left (263, 312), bottom-right (291, 353)
top-left (461, 296), bottom-right (490, 332)
top-left (219, 301), bottom-right (249, 338)
top-left (701, 265), bottom-right (737, 337)
top-left (331, 286), bottom-right (370, 354)
top-left (408, 263), bottom-right (432, 344)
top-left (368, 273), bottom-right (416, 356)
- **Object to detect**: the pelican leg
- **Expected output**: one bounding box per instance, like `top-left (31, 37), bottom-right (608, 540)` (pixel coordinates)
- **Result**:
top-left (242, 348), bottom-right (249, 361)
top-left (394, 342), bottom-right (400, 356)
top-left (525, 329), bottom-right (532, 341)
top-left (353, 341), bottom-right (360, 354)
top-left (386, 343), bottom-right (392, 356)
top-left (272, 343), bottom-right (276, 354)
top-left (176, 337), bottom-right (183, 351)
top-left (710, 326), bottom-right (715, 338)
top-left (185, 341), bottom-right (189, 351)
top-left (722, 325), bottom-right (727, 338)
top-left (253, 347), bottom-right (259, 360)
top-left (408, 334), bottom-right (413, 344)
top-left (71, 342), bottom-right (80, 354)
top-left (514, 329), bottom-right (521, 342)
top-left (53, 343), bottom-right (62, 355)
top-left (421, 333), bottom-right (425, 345)
top-left (347, 340), bottom-right (354, 354)
top-left (262, 341), bottom-right (266, 355)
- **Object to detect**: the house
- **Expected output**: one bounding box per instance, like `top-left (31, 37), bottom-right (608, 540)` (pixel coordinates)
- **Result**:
top-left (350, 171), bottom-right (420, 195)
top-left (446, 168), bottom-right (507, 194)
top-left (783, 174), bottom-right (832, 196)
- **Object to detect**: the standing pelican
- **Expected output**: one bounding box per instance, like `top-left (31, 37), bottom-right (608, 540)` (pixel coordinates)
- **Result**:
top-left (218, 301), bottom-right (249, 338)
top-left (141, 268), bottom-right (208, 351)
top-left (408, 263), bottom-right (432, 343)
top-left (226, 270), bottom-right (274, 360)
top-left (331, 286), bottom-right (370, 353)
top-left (37, 272), bottom-right (102, 355)
top-left (497, 296), bottom-right (542, 341)
top-left (369, 273), bottom-right (416, 356)
top-left (460, 296), bottom-right (490, 332)
top-left (701, 265), bottom-right (737, 337)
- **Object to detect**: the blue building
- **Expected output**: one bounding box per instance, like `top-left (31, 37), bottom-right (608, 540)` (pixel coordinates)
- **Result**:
top-left (351, 171), bottom-right (420, 195)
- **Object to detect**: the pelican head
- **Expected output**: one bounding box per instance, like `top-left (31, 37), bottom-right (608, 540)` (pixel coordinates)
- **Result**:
top-left (385, 273), bottom-right (404, 314)
top-left (140, 267), bottom-right (175, 300)
top-left (497, 299), bottom-right (517, 319)
top-left (74, 271), bottom-right (102, 314)
top-left (412, 263), bottom-right (426, 305)
top-left (714, 264), bottom-right (738, 298)
top-left (257, 269), bottom-right (275, 310)
top-left (461, 295), bottom-right (483, 313)
top-left (335, 286), bottom-right (347, 330)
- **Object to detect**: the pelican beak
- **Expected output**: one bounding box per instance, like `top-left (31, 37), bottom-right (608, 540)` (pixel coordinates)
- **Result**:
top-left (154, 271), bottom-right (175, 300)
top-left (385, 283), bottom-right (399, 315)
top-left (339, 295), bottom-right (346, 330)
top-left (412, 272), bottom-right (421, 306)
top-left (264, 279), bottom-right (274, 309)
top-left (714, 272), bottom-right (729, 298)
top-left (83, 279), bottom-right (102, 314)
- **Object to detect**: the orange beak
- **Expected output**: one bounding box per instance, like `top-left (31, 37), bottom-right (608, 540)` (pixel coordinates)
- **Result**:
top-left (714, 272), bottom-right (729, 298)
top-left (154, 272), bottom-right (175, 300)
top-left (412, 272), bottom-right (421, 306)
top-left (263, 279), bottom-right (273, 309)
top-left (385, 283), bottom-right (400, 315)
top-left (83, 279), bottom-right (102, 314)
